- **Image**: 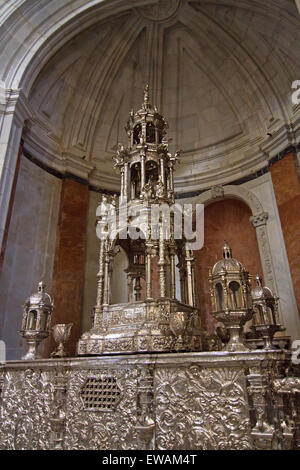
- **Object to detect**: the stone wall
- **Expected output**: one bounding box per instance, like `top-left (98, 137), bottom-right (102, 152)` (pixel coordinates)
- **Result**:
top-left (0, 156), bottom-right (61, 360)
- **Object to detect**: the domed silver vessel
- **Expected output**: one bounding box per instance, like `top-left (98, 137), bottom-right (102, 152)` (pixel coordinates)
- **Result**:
top-left (209, 242), bottom-right (253, 351)
top-left (19, 281), bottom-right (54, 360)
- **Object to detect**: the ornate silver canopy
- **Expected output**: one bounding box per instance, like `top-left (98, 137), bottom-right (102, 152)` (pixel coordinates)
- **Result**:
top-left (78, 86), bottom-right (202, 355)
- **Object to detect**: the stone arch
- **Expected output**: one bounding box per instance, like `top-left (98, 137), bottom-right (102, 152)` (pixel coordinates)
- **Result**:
top-left (0, 0), bottom-right (298, 252)
top-left (196, 184), bottom-right (263, 215)
top-left (0, 0), bottom-right (155, 92)
top-left (0, 0), bottom-right (157, 251)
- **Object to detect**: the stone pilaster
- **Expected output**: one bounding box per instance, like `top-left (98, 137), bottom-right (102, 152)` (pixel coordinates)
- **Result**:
top-left (0, 141), bottom-right (23, 275)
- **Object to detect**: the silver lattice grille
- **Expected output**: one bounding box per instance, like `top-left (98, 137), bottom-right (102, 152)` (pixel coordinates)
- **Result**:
top-left (80, 376), bottom-right (121, 411)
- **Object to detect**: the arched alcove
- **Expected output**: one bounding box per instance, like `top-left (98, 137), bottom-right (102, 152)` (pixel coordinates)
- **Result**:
top-left (0, 0), bottom-right (299, 359)
top-left (110, 247), bottom-right (128, 304)
top-left (194, 198), bottom-right (263, 333)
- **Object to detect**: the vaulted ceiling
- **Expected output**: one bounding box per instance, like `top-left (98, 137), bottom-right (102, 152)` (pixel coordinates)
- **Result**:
top-left (25, 0), bottom-right (300, 191)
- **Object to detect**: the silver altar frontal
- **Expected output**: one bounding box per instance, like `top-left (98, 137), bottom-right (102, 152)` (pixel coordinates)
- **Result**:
top-left (0, 87), bottom-right (299, 451)
top-left (0, 350), bottom-right (299, 450)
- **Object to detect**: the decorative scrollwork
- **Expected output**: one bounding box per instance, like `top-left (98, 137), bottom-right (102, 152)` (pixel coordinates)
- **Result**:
top-left (155, 366), bottom-right (252, 450)
top-left (136, 0), bottom-right (181, 22)
top-left (250, 212), bottom-right (269, 228)
top-left (211, 185), bottom-right (224, 199)
top-left (64, 368), bottom-right (138, 450)
top-left (0, 369), bottom-right (54, 449)
top-left (0, 354), bottom-right (297, 450)
top-left (273, 377), bottom-right (300, 395)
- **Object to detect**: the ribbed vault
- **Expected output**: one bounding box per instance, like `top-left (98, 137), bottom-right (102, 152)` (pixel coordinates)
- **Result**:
top-left (20, 0), bottom-right (300, 191)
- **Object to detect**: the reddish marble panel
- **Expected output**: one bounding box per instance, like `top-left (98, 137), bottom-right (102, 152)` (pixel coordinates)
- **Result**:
top-left (271, 154), bottom-right (300, 315)
top-left (45, 178), bottom-right (89, 357)
top-left (270, 154), bottom-right (300, 206)
top-left (194, 198), bottom-right (263, 333)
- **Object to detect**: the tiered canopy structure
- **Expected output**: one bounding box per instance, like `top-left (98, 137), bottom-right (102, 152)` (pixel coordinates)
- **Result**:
top-left (117, 84), bottom-right (178, 205)
top-left (78, 86), bottom-right (202, 355)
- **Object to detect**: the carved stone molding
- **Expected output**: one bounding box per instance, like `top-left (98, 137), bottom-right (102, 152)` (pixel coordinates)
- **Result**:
top-left (254, 224), bottom-right (278, 298)
top-left (136, 0), bottom-right (181, 22)
top-left (249, 212), bottom-right (279, 299)
top-left (210, 185), bottom-right (224, 199)
top-left (196, 184), bottom-right (263, 218)
top-left (250, 212), bottom-right (269, 228)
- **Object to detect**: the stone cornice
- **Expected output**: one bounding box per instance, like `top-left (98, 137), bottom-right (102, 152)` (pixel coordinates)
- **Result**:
top-left (259, 113), bottom-right (300, 159)
top-left (1, 1), bottom-right (298, 192)
top-left (23, 135), bottom-right (95, 181)
top-left (22, 108), bottom-right (299, 193)
top-left (23, 138), bottom-right (298, 198)
top-left (0, 86), bottom-right (34, 126)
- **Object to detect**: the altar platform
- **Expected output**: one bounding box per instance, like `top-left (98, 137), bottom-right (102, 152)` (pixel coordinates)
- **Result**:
top-left (0, 349), bottom-right (299, 450)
